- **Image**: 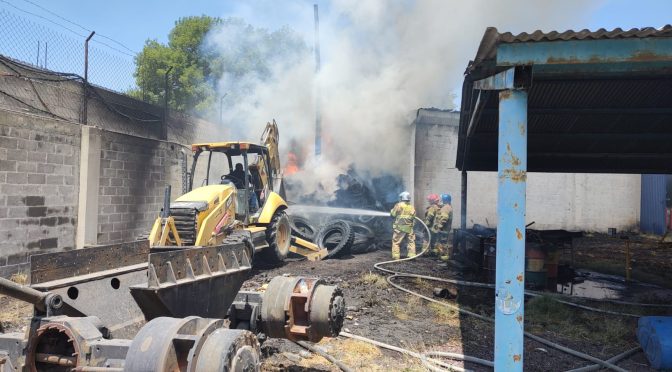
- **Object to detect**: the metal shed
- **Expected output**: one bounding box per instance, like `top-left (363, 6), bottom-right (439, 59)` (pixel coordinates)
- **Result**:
top-left (456, 26), bottom-right (672, 370)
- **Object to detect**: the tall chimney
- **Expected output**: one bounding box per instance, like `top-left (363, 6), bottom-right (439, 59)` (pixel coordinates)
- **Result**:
top-left (314, 4), bottom-right (322, 156)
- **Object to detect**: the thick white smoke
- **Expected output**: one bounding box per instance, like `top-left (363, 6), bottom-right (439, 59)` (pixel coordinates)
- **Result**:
top-left (205, 0), bottom-right (600, 198)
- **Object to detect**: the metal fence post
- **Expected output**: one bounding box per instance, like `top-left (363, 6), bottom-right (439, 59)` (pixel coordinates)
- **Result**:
top-left (82, 31), bottom-right (95, 124)
top-left (494, 88), bottom-right (528, 371)
top-left (163, 66), bottom-right (173, 140)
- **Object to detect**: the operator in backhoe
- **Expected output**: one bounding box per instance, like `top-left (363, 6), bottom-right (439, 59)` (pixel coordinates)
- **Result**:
top-left (228, 163), bottom-right (246, 189)
top-left (390, 191), bottom-right (416, 260)
top-left (432, 193), bottom-right (453, 262)
top-left (425, 193), bottom-right (441, 255)
top-left (227, 163), bottom-right (261, 212)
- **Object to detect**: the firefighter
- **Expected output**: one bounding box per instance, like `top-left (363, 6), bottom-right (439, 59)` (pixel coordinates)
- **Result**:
top-left (425, 194), bottom-right (441, 226)
top-left (432, 193), bottom-right (453, 261)
top-left (390, 191), bottom-right (416, 260)
top-left (425, 193), bottom-right (441, 255)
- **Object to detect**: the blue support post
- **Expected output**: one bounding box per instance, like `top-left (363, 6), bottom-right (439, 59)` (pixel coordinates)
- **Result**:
top-left (495, 89), bottom-right (527, 370)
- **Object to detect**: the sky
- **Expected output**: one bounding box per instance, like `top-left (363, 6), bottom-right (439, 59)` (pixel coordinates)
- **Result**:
top-left (0, 0), bottom-right (671, 100)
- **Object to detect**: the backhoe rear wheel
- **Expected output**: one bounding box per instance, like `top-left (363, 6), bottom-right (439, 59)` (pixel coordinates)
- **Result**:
top-left (263, 210), bottom-right (291, 263)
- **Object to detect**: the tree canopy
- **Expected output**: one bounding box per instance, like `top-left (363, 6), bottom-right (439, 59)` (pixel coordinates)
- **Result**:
top-left (131, 15), bottom-right (308, 113)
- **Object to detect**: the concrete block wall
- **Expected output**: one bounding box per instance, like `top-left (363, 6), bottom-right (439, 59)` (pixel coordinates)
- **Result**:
top-left (0, 111), bottom-right (80, 264)
top-left (412, 110), bottom-right (641, 232)
top-left (97, 131), bottom-right (186, 244)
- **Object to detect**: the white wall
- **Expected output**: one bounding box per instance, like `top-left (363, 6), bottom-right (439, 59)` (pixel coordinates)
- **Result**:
top-left (413, 114), bottom-right (641, 232)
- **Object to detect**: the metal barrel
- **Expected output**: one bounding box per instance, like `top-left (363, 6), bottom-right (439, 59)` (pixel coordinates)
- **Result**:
top-left (525, 243), bottom-right (547, 289)
top-left (0, 277), bottom-right (61, 312)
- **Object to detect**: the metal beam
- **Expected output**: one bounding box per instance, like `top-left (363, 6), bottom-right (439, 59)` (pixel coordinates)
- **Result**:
top-left (498, 37), bottom-right (672, 66)
top-left (460, 171), bottom-right (467, 230)
top-left (470, 132), bottom-right (672, 141)
top-left (482, 107), bottom-right (672, 116)
top-left (495, 89), bottom-right (527, 371)
top-left (473, 68), bottom-right (515, 90)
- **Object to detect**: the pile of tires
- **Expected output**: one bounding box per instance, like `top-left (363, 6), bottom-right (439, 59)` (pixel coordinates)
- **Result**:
top-left (289, 215), bottom-right (382, 258)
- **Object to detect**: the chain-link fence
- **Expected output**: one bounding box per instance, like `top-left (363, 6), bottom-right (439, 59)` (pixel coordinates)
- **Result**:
top-left (0, 8), bottom-right (137, 93)
top-left (0, 7), bottom-right (166, 133)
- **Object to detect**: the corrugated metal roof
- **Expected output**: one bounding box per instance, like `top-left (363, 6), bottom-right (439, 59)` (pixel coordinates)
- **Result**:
top-left (473, 25), bottom-right (672, 69)
top-left (458, 26), bottom-right (672, 174)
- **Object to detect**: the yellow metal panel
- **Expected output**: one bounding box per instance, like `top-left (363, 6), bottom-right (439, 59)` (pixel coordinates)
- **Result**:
top-left (194, 188), bottom-right (235, 246)
top-left (148, 217), bottom-right (162, 246)
top-left (289, 245), bottom-right (327, 261)
top-left (257, 192), bottom-right (287, 224)
top-left (292, 237), bottom-right (320, 252)
top-left (191, 141), bottom-right (256, 150)
top-left (175, 184), bottom-right (231, 203)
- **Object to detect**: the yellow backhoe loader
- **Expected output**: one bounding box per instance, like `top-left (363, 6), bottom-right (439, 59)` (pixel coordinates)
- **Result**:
top-left (148, 120), bottom-right (326, 262)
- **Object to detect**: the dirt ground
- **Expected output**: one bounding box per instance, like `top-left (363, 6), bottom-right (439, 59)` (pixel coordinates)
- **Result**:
top-left (0, 235), bottom-right (671, 371)
top-left (251, 247), bottom-right (672, 372)
top-left (574, 233), bottom-right (672, 290)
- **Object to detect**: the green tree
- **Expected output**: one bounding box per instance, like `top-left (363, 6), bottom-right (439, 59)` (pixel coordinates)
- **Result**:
top-left (131, 15), bottom-right (307, 113)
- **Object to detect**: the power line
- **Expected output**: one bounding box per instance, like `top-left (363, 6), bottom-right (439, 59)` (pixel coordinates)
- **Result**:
top-left (0, 0), bottom-right (86, 38)
top-left (18, 0), bottom-right (138, 54)
top-left (0, 0), bottom-right (137, 57)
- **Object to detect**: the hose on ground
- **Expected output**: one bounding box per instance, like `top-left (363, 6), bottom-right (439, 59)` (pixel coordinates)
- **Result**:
top-left (340, 331), bottom-right (494, 372)
top-left (565, 347), bottom-right (641, 372)
top-left (294, 340), bottom-right (354, 372)
top-left (367, 216), bottom-right (630, 372)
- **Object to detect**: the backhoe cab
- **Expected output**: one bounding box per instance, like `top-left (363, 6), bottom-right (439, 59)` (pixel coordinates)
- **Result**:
top-left (148, 120), bottom-right (326, 262)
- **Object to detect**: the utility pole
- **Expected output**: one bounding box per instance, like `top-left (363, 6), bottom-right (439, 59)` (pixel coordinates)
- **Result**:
top-left (314, 4), bottom-right (322, 156)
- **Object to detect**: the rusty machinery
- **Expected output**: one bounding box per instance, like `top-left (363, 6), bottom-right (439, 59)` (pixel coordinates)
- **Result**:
top-left (0, 241), bottom-right (345, 371)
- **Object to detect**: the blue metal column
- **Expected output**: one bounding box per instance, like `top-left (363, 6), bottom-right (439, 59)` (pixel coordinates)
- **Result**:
top-left (495, 89), bottom-right (527, 370)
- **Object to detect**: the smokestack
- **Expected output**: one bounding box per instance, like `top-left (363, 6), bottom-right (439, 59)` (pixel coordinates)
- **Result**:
top-left (314, 4), bottom-right (322, 156)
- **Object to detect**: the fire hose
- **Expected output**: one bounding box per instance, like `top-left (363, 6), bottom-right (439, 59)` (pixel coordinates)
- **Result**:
top-left (346, 216), bottom-right (633, 372)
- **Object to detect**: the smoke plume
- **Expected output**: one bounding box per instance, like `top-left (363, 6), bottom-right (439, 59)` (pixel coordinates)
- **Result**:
top-left (205, 0), bottom-right (599, 198)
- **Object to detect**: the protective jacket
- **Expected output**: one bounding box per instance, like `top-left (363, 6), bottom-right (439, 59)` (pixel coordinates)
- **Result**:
top-left (432, 204), bottom-right (453, 233)
top-left (425, 204), bottom-right (440, 227)
top-left (391, 202), bottom-right (416, 234)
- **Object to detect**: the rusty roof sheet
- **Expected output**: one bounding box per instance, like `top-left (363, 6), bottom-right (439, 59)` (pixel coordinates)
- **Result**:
top-left (473, 25), bottom-right (672, 67)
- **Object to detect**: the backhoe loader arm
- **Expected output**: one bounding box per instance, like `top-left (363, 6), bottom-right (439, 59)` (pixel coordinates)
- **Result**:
top-left (260, 119), bottom-right (281, 177)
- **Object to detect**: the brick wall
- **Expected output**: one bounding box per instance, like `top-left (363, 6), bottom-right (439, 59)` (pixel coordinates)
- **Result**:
top-left (97, 131), bottom-right (186, 244)
top-left (0, 111), bottom-right (80, 264)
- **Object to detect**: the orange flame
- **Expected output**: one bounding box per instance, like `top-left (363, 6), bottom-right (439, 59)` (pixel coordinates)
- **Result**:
top-left (285, 152), bottom-right (299, 175)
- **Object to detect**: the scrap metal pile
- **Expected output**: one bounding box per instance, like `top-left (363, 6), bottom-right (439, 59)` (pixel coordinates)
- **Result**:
top-left (286, 166), bottom-right (406, 258)
top-left (0, 241), bottom-right (345, 370)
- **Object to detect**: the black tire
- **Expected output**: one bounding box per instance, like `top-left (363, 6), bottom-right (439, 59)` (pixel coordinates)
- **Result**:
top-left (262, 210), bottom-right (291, 263)
top-left (315, 220), bottom-right (354, 258)
top-left (349, 222), bottom-right (375, 239)
top-left (223, 230), bottom-right (255, 263)
top-left (289, 215), bottom-right (317, 241)
top-left (345, 221), bottom-right (375, 254)
top-left (351, 241), bottom-right (373, 254)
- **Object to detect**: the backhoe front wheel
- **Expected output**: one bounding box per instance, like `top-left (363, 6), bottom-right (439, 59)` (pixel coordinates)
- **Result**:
top-left (263, 210), bottom-right (291, 263)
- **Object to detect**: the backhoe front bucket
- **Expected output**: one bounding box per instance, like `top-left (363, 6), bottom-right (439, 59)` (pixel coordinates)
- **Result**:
top-left (130, 240), bottom-right (251, 320)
